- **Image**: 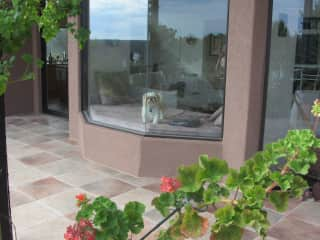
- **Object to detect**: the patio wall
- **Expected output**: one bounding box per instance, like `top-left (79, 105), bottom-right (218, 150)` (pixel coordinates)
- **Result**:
top-left (68, 0), bottom-right (270, 177)
top-left (5, 28), bottom-right (41, 116)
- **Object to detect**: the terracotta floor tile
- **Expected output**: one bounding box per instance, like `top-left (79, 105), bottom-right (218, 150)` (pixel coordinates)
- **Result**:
top-left (18, 135), bottom-right (52, 145)
top-left (289, 200), bottom-right (320, 226)
top-left (10, 190), bottom-right (34, 208)
top-left (19, 152), bottom-right (61, 166)
top-left (268, 217), bottom-right (320, 240)
top-left (39, 188), bottom-right (94, 216)
top-left (65, 212), bottom-right (77, 221)
top-left (81, 177), bottom-right (135, 198)
top-left (7, 159), bottom-right (28, 173)
top-left (242, 229), bottom-right (258, 240)
top-left (9, 167), bottom-right (49, 187)
top-left (36, 140), bottom-right (71, 151)
top-left (144, 208), bottom-right (164, 223)
top-left (36, 159), bottom-right (87, 176)
top-left (18, 217), bottom-right (72, 240)
top-left (11, 201), bottom-right (60, 232)
top-left (115, 173), bottom-right (159, 187)
top-left (7, 145), bottom-right (43, 159)
top-left (56, 168), bottom-right (107, 187)
top-left (111, 188), bottom-right (158, 211)
top-left (18, 177), bottom-right (72, 200)
top-left (143, 182), bottom-right (161, 193)
top-left (89, 163), bottom-right (121, 176)
top-left (264, 208), bottom-right (283, 225)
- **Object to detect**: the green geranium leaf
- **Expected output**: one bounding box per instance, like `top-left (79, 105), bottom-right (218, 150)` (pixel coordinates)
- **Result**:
top-left (288, 160), bottom-right (310, 175)
top-left (152, 192), bottom-right (175, 217)
top-left (242, 185), bottom-right (266, 208)
top-left (198, 155), bottom-right (229, 183)
top-left (214, 204), bottom-right (235, 225)
top-left (226, 169), bottom-right (240, 189)
top-left (269, 191), bottom-right (289, 212)
top-left (290, 176), bottom-right (308, 197)
top-left (178, 164), bottom-right (202, 192)
top-left (211, 224), bottom-right (243, 240)
top-left (124, 201), bottom-right (146, 234)
top-left (270, 172), bottom-right (294, 191)
top-left (180, 205), bottom-right (208, 238)
top-left (203, 183), bottom-right (229, 204)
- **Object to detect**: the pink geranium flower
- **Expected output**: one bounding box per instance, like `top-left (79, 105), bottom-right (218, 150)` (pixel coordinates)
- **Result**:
top-left (160, 176), bottom-right (181, 193)
top-left (64, 220), bottom-right (95, 240)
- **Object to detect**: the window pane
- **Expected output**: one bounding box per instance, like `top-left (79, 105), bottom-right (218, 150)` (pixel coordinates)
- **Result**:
top-left (45, 28), bottom-right (68, 115)
top-left (85, 0), bottom-right (229, 139)
top-left (264, 0), bottom-right (320, 144)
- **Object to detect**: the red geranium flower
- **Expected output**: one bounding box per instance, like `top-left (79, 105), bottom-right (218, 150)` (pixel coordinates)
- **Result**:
top-left (76, 193), bottom-right (88, 207)
top-left (64, 220), bottom-right (95, 240)
top-left (160, 176), bottom-right (181, 193)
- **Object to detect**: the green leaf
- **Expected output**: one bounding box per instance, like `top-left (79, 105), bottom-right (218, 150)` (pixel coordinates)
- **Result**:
top-left (211, 225), bottom-right (243, 240)
top-left (152, 192), bottom-right (175, 217)
top-left (178, 164), bottom-right (202, 192)
top-left (21, 53), bottom-right (33, 64)
top-left (180, 205), bottom-right (208, 238)
top-left (288, 160), bottom-right (310, 175)
top-left (124, 201), bottom-right (146, 234)
top-left (290, 176), bottom-right (308, 197)
top-left (226, 169), bottom-right (240, 189)
top-left (198, 155), bottom-right (229, 183)
top-left (269, 191), bottom-right (289, 212)
top-left (0, 74), bottom-right (8, 96)
top-left (203, 183), bottom-right (229, 204)
top-left (214, 205), bottom-right (235, 225)
top-left (242, 186), bottom-right (266, 208)
top-left (270, 172), bottom-right (294, 191)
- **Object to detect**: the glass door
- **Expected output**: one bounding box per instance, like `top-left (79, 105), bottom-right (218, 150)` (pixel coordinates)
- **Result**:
top-left (264, 0), bottom-right (320, 145)
top-left (42, 27), bottom-right (69, 117)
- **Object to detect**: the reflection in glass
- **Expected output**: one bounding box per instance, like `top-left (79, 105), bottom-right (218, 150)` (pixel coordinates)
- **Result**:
top-left (85, 0), bottom-right (229, 139)
top-left (264, 0), bottom-right (320, 144)
top-left (45, 28), bottom-right (68, 115)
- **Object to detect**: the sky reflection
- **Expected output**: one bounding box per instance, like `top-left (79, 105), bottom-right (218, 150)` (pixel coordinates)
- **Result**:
top-left (90, 0), bottom-right (228, 40)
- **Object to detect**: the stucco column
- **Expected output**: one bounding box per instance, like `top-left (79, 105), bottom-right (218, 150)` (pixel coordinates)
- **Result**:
top-left (68, 17), bottom-right (81, 142)
top-left (222, 0), bottom-right (270, 168)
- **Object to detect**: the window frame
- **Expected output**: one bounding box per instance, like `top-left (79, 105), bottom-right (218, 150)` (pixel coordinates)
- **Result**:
top-left (80, 0), bottom-right (230, 141)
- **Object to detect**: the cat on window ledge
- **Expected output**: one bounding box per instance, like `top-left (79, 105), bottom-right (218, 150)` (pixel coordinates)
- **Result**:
top-left (142, 92), bottom-right (164, 124)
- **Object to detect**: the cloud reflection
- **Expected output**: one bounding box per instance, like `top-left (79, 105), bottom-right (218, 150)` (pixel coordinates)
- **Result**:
top-left (90, 0), bottom-right (228, 40)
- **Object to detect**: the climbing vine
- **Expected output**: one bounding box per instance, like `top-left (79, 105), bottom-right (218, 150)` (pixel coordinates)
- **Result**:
top-left (0, 0), bottom-right (89, 96)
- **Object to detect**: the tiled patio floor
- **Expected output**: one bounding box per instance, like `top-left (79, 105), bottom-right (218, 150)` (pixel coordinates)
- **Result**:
top-left (5, 114), bottom-right (320, 240)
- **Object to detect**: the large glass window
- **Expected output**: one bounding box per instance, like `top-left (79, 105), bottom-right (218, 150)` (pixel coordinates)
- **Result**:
top-left (264, 0), bottom-right (320, 144)
top-left (82, 0), bottom-right (229, 139)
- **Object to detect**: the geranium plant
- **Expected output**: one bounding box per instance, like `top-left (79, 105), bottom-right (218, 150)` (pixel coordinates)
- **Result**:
top-left (65, 194), bottom-right (146, 240)
top-left (151, 128), bottom-right (319, 240)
